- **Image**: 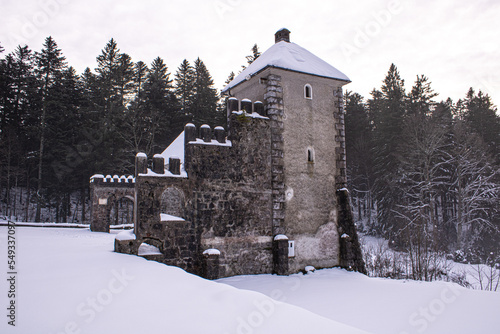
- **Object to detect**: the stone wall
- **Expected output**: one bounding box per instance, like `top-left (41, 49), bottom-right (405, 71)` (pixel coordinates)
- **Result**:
top-left (89, 175), bottom-right (135, 232)
top-left (133, 175), bottom-right (199, 273)
top-left (189, 112), bottom-right (274, 277)
top-left (128, 107), bottom-right (275, 278)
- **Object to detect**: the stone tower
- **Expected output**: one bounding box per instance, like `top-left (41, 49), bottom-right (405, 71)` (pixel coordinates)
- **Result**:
top-left (101, 28), bottom-right (365, 278)
top-left (222, 28), bottom-right (353, 273)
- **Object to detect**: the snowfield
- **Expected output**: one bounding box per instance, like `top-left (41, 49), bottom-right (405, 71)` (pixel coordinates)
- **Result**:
top-left (1, 226), bottom-right (499, 334)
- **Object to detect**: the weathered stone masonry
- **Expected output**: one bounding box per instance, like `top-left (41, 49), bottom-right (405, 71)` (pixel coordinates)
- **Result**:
top-left (106, 103), bottom-right (283, 278)
top-left (90, 175), bottom-right (135, 233)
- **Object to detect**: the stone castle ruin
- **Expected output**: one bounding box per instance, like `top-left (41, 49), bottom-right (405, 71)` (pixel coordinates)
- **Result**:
top-left (89, 28), bottom-right (365, 279)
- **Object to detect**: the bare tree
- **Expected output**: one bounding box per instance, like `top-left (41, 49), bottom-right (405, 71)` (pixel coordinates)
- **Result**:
top-left (450, 121), bottom-right (499, 252)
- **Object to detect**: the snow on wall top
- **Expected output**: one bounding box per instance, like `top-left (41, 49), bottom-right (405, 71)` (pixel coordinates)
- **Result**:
top-left (115, 229), bottom-right (136, 241)
top-left (223, 41), bottom-right (350, 92)
top-left (160, 213), bottom-right (185, 222)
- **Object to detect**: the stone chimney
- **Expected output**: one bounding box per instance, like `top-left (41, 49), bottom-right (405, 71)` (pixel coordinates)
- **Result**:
top-left (275, 28), bottom-right (290, 43)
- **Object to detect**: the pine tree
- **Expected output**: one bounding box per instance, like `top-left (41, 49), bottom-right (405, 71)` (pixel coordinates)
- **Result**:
top-left (95, 38), bottom-right (121, 107)
top-left (174, 59), bottom-right (195, 121)
top-left (134, 61), bottom-right (149, 105)
top-left (408, 75), bottom-right (438, 116)
top-left (345, 91), bottom-right (375, 230)
top-left (243, 44), bottom-right (261, 69)
top-left (369, 63), bottom-right (407, 238)
top-left (124, 61), bottom-right (148, 154)
top-left (225, 71), bottom-right (235, 85)
top-left (34, 36), bottom-right (67, 221)
top-left (94, 39), bottom-right (132, 174)
top-left (44, 66), bottom-right (85, 222)
top-left (116, 53), bottom-right (135, 109)
top-left (461, 88), bottom-right (500, 162)
top-left (0, 45), bottom-right (41, 219)
top-left (192, 57), bottom-right (220, 127)
top-left (144, 57), bottom-right (177, 153)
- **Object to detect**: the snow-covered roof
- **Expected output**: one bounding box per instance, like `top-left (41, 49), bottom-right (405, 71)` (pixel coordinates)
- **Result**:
top-left (223, 41), bottom-right (350, 92)
top-left (160, 131), bottom-right (185, 165)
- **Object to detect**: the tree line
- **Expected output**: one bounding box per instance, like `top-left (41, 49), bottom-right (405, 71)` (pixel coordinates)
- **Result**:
top-left (0, 37), bottom-right (228, 222)
top-left (345, 64), bottom-right (500, 267)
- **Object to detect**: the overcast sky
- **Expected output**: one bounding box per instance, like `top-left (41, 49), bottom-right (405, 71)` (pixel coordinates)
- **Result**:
top-left (2, 0), bottom-right (499, 107)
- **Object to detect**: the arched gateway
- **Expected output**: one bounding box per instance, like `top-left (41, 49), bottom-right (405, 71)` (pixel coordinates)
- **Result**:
top-left (89, 175), bottom-right (135, 232)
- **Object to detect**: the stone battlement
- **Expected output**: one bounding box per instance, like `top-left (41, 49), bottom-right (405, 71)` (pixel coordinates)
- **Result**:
top-left (90, 174), bottom-right (135, 186)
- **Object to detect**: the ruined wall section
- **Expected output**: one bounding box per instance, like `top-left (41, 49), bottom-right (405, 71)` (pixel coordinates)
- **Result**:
top-left (186, 111), bottom-right (273, 277)
top-left (133, 174), bottom-right (199, 273)
top-left (90, 175), bottom-right (135, 233)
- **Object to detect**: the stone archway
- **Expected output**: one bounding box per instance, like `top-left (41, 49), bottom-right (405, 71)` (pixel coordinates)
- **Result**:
top-left (160, 187), bottom-right (185, 219)
top-left (108, 196), bottom-right (134, 226)
top-left (90, 176), bottom-right (135, 232)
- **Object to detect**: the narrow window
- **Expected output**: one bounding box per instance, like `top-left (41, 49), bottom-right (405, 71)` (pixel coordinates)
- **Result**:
top-left (307, 148), bottom-right (314, 163)
top-left (304, 84), bottom-right (312, 99)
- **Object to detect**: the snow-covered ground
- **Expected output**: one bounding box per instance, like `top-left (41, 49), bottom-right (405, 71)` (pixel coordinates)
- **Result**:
top-left (1, 226), bottom-right (499, 334)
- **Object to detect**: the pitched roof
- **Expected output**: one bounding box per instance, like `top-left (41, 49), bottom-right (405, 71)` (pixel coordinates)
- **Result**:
top-left (223, 41), bottom-right (350, 92)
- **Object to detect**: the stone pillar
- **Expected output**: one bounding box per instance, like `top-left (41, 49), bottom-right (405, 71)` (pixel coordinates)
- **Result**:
top-left (152, 154), bottom-right (164, 174)
top-left (214, 126), bottom-right (226, 143)
top-left (135, 153), bottom-right (147, 177)
top-left (228, 97), bottom-right (239, 115)
top-left (169, 157), bottom-right (181, 175)
top-left (333, 87), bottom-right (347, 188)
top-left (241, 98), bottom-right (252, 113)
top-left (254, 101), bottom-right (265, 116)
top-left (273, 235), bottom-right (289, 275)
top-left (200, 124), bottom-right (211, 142)
top-left (266, 74), bottom-right (286, 236)
top-left (89, 175), bottom-right (109, 233)
top-left (202, 249), bottom-right (220, 280)
top-left (184, 123), bottom-right (196, 144)
top-left (336, 188), bottom-right (366, 274)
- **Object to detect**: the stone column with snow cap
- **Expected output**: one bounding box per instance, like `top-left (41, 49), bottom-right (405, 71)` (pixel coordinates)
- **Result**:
top-left (202, 248), bottom-right (221, 280)
top-left (152, 154), bottom-right (165, 174)
top-left (200, 124), bottom-right (211, 142)
top-left (184, 123), bottom-right (196, 145)
top-left (214, 126), bottom-right (226, 143)
top-left (135, 152), bottom-right (147, 176)
top-left (169, 157), bottom-right (181, 175)
top-left (254, 101), bottom-right (265, 116)
top-left (241, 98), bottom-right (252, 113)
top-left (273, 234), bottom-right (289, 275)
top-left (228, 97), bottom-right (239, 115)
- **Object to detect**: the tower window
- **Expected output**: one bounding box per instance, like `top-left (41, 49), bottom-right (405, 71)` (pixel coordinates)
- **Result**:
top-left (307, 148), bottom-right (314, 163)
top-left (304, 84), bottom-right (312, 99)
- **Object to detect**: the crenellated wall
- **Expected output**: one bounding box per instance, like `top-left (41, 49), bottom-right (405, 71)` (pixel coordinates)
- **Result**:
top-left (190, 110), bottom-right (274, 277)
top-left (111, 99), bottom-right (284, 278)
top-left (89, 175), bottom-right (135, 232)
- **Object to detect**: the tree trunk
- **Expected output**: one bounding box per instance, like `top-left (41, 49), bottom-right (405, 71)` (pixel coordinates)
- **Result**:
top-left (35, 99), bottom-right (47, 222)
top-left (81, 187), bottom-right (86, 224)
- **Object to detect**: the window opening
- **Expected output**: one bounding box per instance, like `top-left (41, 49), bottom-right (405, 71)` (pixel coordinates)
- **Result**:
top-left (304, 84), bottom-right (312, 99)
top-left (307, 148), bottom-right (314, 162)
